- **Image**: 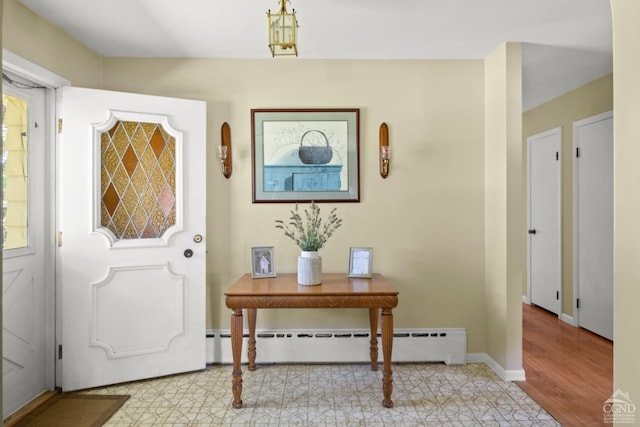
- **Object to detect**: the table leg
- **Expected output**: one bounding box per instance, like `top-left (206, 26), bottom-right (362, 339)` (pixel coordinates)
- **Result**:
top-left (247, 308), bottom-right (257, 371)
top-left (369, 308), bottom-right (379, 371)
top-left (230, 308), bottom-right (244, 409)
top-left (381, 307), bottom-right (394, 408)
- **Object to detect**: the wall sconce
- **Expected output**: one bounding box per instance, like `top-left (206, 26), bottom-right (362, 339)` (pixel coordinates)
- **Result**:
top-left (219, 122), bottom-right (232, 179)
top-left (379, 122), bottom-right (390, 178)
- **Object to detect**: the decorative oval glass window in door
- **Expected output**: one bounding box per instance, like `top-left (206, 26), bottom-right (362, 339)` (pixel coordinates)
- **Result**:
top-left (100, 121), bottom-right (176, 240)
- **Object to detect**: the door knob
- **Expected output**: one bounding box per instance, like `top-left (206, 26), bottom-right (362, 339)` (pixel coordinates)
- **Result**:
top-left (184, 249), bottom-right (194, 258)
top-left (528, 229), bottom-right (537, 235)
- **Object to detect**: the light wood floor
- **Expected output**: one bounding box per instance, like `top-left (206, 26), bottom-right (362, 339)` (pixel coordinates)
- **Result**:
top-left (517, 303), bottom-right (613, 427)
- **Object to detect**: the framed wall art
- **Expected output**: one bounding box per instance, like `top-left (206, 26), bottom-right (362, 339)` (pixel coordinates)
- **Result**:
top-left (348, 247), bottom-right (373, 278)
top-left (250, 246), bottom-right (276, 278)
top-left (251, 108), bottom-right (360, 203)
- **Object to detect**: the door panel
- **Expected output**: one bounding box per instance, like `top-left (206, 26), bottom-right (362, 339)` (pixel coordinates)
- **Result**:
top-left (527, 127), bottom-right (561, 314)
top-left (59, 87), bottom-right (206, 391)
top-left (574, 112), bottom-right (613, 341)
top-left (2, 85), bottom-right (46, 417)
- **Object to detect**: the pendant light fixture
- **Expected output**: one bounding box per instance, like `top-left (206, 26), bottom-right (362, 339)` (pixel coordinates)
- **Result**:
top-left (267, 0), bottom-right (299, 57)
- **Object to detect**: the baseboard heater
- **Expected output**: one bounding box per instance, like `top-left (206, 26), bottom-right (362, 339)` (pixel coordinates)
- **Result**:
top-left (206, 328), bottom-right (466, 365)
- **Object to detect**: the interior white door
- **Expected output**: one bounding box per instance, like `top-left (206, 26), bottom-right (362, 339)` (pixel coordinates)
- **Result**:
top-left (2, 84), bottom-right (47, 417)
top-left (527, 127), bottom-right (561, 315)
top-left (59, 87), bottom-right (206, 391)
top-left (574, 111), bottom-right (613, 341)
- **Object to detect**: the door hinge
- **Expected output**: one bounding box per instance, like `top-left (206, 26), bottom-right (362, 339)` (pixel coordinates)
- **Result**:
top-left (556, 291), bottom-right (559, 300)
top-left (576, 298), bottom-right (581, 309)
top-left (57, 231), bottom-right (63, 247)
top-left (58, 118), bottom-right (63, 133)
top-left (58, 344), bottom-right (63, 360)
top-left (576, 147), bottom-right (580, 158)
top-left (555, 151), bottom-right (559, 161)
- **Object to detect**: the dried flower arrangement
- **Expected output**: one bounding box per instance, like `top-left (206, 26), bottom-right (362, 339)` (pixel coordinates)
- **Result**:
top-left (275, 202), bottom-right (343, 251)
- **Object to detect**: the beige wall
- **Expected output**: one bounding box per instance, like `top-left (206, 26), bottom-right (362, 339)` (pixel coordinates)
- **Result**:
top-left (484, 43), bottom-right (524, 373)
top-left (5, 0), bottom-right (640, 405)
top-left (611, 0), bottom-right (640, 415)
top-left (2, 0), bottom-right (103, 88)
top-left (4, 0), bottom-right (538, 372)
top-left (101, 58), bottom-right (490, 352)
top-left (522, 73), bottom-right (613, 316)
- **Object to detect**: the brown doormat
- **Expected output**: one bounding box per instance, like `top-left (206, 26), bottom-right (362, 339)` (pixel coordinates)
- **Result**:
top-left (13, 394), bottom-right (129, 427)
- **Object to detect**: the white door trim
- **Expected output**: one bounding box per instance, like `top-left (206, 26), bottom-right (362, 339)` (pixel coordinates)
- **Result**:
top-left (572, 110), bottom-right (614, 332)
top-left (2, 50), bottom-right (70, 88)
top-left (526, 126), bottom-right (562, 317)
top-left (2, 50), bottom-right (70, 391)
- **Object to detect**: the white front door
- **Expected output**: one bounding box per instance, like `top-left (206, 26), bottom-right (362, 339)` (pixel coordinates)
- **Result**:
top-left (59, 87), bottom-right (206, 391)
top-left (574, 111), bottom-right (613, 341)
top-left (2, 84), bottom-right (47, 417)
top-left (527, 127), bottom-right (561, 315)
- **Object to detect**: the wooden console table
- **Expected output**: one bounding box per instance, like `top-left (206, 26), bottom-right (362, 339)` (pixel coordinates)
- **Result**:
top-left (224, 273), bottom-right (399, 408)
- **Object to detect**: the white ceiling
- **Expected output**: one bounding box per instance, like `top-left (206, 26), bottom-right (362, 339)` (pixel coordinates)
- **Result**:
top-left (18, 0), bottom-right (612, 111)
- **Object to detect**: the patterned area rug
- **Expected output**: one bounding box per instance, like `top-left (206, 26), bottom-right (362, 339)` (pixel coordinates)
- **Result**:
top-left (14, 394), bottom-right (129, 427)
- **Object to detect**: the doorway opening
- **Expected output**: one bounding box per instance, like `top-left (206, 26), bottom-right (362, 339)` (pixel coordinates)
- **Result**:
top-left (2, 52), bottom-right (68, 419)
top-left (2, 70), bottom-right (49, 418)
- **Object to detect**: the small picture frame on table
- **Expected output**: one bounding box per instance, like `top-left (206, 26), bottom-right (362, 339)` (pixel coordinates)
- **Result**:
top-left (251, 246), bottom-right (276, 278)
top-left (348, 247), bottom-right (373, 278)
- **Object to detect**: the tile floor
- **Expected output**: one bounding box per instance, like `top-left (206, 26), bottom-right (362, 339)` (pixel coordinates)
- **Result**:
top-left (83, 362), bottom-right (559, 426)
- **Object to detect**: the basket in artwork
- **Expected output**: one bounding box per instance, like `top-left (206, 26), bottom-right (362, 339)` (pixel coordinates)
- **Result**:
top-left (298, 130), bottom-right (333, 164)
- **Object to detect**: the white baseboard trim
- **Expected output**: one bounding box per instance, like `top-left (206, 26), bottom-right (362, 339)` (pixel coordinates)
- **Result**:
top-left (523, 299), bottom-right (578, 328)
top-left (467, 353), bottom-right (526, 381)
top-left (561, 313), bottom-right (577, 327)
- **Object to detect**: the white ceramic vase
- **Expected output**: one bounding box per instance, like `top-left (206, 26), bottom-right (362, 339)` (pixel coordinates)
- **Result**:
top-left (298, 250), bottom-right (322, 285)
